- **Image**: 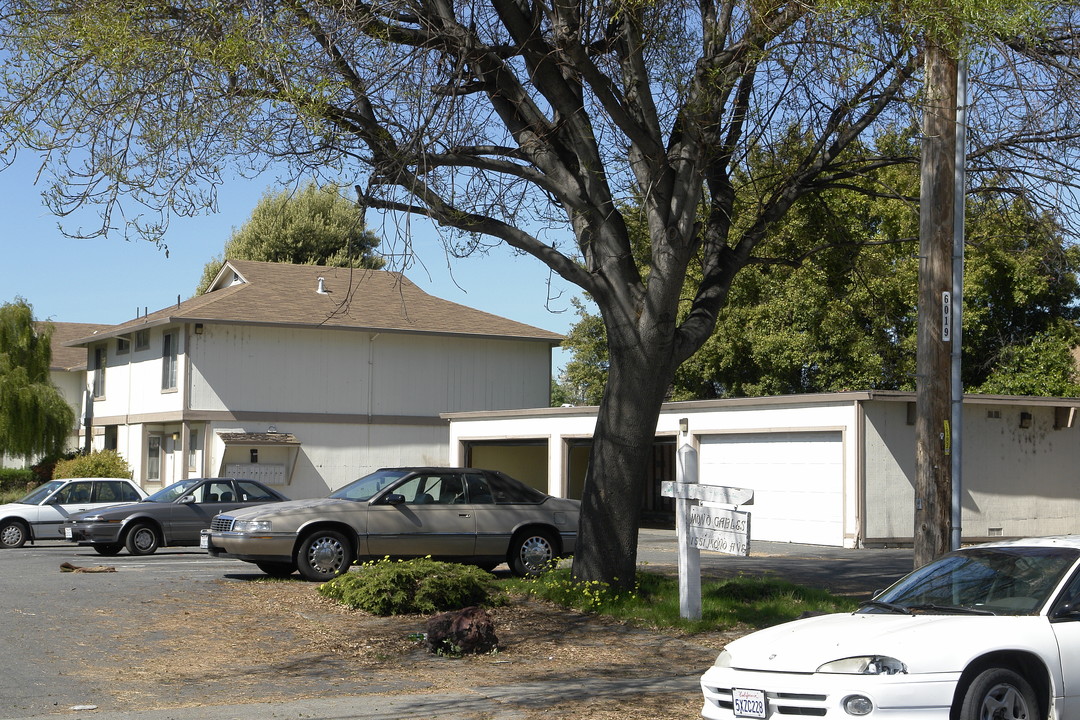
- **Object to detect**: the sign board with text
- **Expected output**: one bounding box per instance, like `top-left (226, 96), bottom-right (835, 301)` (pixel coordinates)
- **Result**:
top-left (661, 481), bottom-right (754, 506)
top-left (662, 481), bottom-right (752, 557)
top-left (686, 506), bottom-right (751, 556)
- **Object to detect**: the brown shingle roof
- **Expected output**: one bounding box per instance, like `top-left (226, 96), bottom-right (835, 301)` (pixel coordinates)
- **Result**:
top-left (67, 260), bottom-right (562, 345)
top-left (45, 322), bottom-right (112, 371)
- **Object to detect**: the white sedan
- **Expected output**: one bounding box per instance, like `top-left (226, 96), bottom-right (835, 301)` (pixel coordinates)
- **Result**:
top-left (0, 477), bottom-right (147, 547)
top-left (700, 536), bottom-right (1080, 720)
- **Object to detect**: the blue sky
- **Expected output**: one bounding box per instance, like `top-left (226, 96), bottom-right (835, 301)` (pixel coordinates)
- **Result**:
top-left (0, 152), bottom-right (582, 371)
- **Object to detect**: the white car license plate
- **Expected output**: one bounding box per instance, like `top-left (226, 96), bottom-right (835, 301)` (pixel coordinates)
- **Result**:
top-left (64, 527), bottom-right (72, 539)
top-left (199, 532), bottom-right (209, 549)
top-left (732, 688), bottom-right (767, 719)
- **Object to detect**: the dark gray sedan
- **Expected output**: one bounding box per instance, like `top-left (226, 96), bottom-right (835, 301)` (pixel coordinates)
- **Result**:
top-left (64, 477), bottom-right (288, 556)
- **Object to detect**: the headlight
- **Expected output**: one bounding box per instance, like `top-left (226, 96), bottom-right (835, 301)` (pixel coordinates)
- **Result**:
top-left (712, 649), bottom-right (734, 668)
top-left (818, 656), bottom-right (907, 675)
top-left (231, 519), bottom-right (273, 533)
top-left (79, 515), bottom-right (119, 523)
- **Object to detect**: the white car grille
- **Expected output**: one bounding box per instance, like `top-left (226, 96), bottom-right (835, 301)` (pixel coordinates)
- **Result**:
top-left (706, 686), bottom-right (828, 717)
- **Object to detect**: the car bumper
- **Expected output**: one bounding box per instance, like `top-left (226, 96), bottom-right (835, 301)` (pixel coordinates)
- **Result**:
top-left (63, 523), bottom-right (123, 545)
top-left (203, 530), bottom-right (296, 563)
top-left (700, 665), bottom-right (961, 719)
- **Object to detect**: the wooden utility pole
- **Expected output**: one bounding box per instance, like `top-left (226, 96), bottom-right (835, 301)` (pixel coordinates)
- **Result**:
top-left (914, 39), bottom-right (957, 569)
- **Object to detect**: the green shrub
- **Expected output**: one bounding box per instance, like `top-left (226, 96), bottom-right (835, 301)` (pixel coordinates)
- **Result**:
top-left (53, 449), bottom-right (132, 479)
top-left (0, 468), bottom-right (36, 501)
top-left (318, 558), bottom-right (501, 615)
top-left (0, 468), bottom-right (35, 490)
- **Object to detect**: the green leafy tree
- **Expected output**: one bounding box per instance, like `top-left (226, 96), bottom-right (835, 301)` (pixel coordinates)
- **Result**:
top-left (196, 182), bottom-right (385, 294)
top-left (5, 0), bottom-right (1080, 587)
top-left (559, 133), bottom-right (1080, 402)
top-left (0, 299), bottom-right (75, 462)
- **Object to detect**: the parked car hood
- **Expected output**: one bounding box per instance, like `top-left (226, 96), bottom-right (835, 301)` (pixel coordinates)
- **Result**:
top-left (723, 611), bottom-right (1054, 674)
top-left (67, 501), bottom-right (153, 520)
top-left (225, 497), bottom-right (355, 520)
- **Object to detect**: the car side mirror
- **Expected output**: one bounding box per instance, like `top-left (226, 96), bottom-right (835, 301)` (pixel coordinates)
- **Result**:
top-left (179, 494), bottom-right (196, 504)
top-left (385, 493), bottom-right (405, 506)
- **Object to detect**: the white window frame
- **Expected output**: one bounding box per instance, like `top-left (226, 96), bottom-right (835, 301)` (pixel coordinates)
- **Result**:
top-left (147, 436), bottom-right (161, 481)
top-left (92, 345), bottom-right (106, 399)
top-left (161, 331), bottom-right (178, 391)
top-left (188, 429), bottom-right (199, 472)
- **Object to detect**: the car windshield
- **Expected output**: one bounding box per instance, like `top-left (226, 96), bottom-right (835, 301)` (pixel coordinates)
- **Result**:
top-left (144, 479), bottom-right (201, 503)
top-left (868, 546), bottom-right (1080, 616)
top-left (18, 480), bottom-right (65, 505)
top-left (329, 470), bottom-right (413, 502)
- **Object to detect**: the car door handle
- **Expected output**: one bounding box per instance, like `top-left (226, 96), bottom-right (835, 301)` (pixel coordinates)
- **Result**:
top-left (458, 513), bottom-right (472, 518)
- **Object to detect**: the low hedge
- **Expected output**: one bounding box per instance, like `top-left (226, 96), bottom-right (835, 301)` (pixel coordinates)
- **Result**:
top-left (318, 558), bottom-right (502, 615)
top-left (0, 468), bottom-right (35, 494)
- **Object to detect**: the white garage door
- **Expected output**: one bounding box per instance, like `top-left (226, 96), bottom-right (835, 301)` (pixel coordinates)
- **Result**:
top-left (698, 431), bottom-right (844, 546)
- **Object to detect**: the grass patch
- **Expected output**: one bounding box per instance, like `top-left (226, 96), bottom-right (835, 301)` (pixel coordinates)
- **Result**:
top-left (0, 489), bottom-right (26, 504)
top-left (501, 568), bottom-right (859, 633)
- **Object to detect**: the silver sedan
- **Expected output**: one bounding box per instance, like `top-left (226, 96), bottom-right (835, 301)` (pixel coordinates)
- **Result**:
top-left (204, 467), bottom-right (580, 581)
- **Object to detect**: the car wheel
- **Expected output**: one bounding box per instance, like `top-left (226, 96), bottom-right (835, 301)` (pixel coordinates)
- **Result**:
top-left (93, 543), bottom-right (124, 556)
top-left (256, 561), bottom-right (298, 578)
top-left (296, 530), bottom-right (354, 582)
top-left (959, 667), bottom-right (1038, 720)
top-left (509, 529), bottom-right (557, 577)
top-left (0, 520), bottom-right (29, 549)
top-left (125, 523), bottom-right (160, 555)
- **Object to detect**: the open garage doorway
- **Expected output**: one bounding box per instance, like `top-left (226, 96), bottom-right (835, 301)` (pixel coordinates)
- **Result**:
top-left (464, 437), bottom-right (677, 527)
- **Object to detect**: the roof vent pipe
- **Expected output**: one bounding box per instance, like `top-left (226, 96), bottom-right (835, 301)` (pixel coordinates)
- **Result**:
top-left (317, 277), bottom-right (328, 294)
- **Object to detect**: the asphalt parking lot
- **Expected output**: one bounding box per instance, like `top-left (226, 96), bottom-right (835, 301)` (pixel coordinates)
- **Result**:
top-left (0, 533), bottom-right (914, 720)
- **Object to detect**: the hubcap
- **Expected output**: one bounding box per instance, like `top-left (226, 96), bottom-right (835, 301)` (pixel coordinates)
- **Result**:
top-left (133, 529), bottom-right (155, 552)
top-left (1, 524), bottom-right (23, 546)
top-left (308, 536), bottom-right (345, 574)
top-left (981, 683), bottom-right (1030, 720)
top-left (519, 536), bottom-right (553, 573)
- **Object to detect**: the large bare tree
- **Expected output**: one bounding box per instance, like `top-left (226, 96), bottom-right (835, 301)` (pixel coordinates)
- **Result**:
top-left (3, 0), bottom-right (1080, 585)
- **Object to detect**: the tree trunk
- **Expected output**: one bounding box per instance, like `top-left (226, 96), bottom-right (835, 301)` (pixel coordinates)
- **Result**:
top-left (914, 39), bottom-right (957, 569)
top-left (571, 329), bottom-right (674, 590)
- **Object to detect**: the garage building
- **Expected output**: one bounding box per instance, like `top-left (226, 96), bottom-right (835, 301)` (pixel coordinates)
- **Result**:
top-left (445, 391), bottom-right (1080, 548)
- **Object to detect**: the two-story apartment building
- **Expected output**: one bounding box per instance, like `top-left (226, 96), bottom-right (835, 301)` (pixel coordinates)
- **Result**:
top-left (67, 260), bottom-right (561, 497)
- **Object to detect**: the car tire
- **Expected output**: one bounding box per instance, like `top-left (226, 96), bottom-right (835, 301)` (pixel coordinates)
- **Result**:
top-left (93, 543), bottom-right (124, 556)
top-left (959, 667), bottom-right (1038, 720)
top-left (0, 520), bottom-right (29, 549)
top-left (296, 530), bottom-right (354, 582)
top-left (256, 561), bottom-right (298, 578)
top-left (125, 523), bottom-right (160, 555)
top-left (508, 528), bottom-right (557, 577)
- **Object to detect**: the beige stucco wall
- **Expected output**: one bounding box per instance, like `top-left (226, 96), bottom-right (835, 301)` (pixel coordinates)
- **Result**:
top-left (861, 398), bottom-right (1080, 543)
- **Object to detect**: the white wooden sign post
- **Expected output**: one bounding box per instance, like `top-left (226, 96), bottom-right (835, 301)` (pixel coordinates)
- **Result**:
top-left (662, 437), bottom-right (753, 620)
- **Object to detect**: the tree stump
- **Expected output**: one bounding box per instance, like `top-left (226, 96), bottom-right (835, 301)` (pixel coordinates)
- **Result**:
top-left (425, 606), bottom-right (498, 656)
